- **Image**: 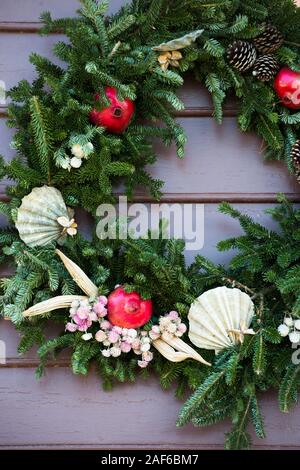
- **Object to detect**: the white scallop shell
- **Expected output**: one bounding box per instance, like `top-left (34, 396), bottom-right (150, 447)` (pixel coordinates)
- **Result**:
top-left (188, 286), bottom-right (254, 353)
top-left (15, 186), bottom-right (75, 247)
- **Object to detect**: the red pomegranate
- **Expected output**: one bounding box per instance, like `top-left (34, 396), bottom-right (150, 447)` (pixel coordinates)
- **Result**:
top-left (107, 286), bottom-right (152, 328)
top-left (274, 67), bottom-right (300, 110)
top-left (89, 86), bottom-right (135, 133)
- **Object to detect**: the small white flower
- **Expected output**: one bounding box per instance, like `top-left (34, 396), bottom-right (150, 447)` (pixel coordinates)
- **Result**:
top-left (71, 300), bottom-right (80, 309)
top-left (112, 326), bottom-right (122, 334)
top-left (82, 333), bottom-right (93, 341)
top-left (142, 351), bottom-right (153, 362)
top-left (294, 319), bottom-right (300, 330)
top-left (57, 216), bottom-right (77, 237)
top-left (141, 343), bottom-right (150, 352)
top-left (127, 328), bottom-right (138, 338)
top-left (124, 336), bottom-right (134, 344)
top-left (103, 339), bottom-right (111, 347)
top-left (175, 331), bottom-right (183, 337)
top-left (95, 330), bottom-right (107, 342)
top-left (159, 317), bottom-right (170, 328)
top-left (284, 317), bottom-right (294, 327)
top-left (70, 157), bottom-right (82, 168)
top-left (131, 339), bottom-right (140, 350)
top-left (166, 323), bottom-right (177, 334)
top-left (289, 331), bottom-right (300, 344)
top-left (277, 324), bottom-right (290, 337)
top-left (71, 144), bottom-right (85, 158)
top-left (83, 142), bottom-right (94, 157)
top-left (149, 331), bottom-right (160, 340)
top-left (86, 142), bottom-right (94, 151)
top-left (151, 325), bottom-right (160, 334)
top-left (102, 349), bottom-right (111, 357)
top-left (110, 347), bottom-right (122, 357)
top-left (138, 360), bottom-right (149, 368)
top-left (149, 325), bottom-right (160, 340)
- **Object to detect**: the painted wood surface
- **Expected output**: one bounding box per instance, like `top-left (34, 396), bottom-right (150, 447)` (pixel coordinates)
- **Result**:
top-left (0, 0), bottom-right (122, 22)
top-left (1, 114), bottom-right (298, 197)
top-left (1, 0), bottom-right (300, 450)
top-left (1, 368), bottom-right (300, 450)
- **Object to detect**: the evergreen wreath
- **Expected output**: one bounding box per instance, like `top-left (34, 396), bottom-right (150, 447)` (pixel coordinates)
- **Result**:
top-left (1, 0), bottom-right (300, 450)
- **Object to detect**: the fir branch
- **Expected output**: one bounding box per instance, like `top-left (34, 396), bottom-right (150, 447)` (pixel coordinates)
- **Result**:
top-left (177, 370), bottom-right (225, 427)
top-left (29, 96), bottom-right (54, 183)
top-left (279, 364), bottom-right (300, 413)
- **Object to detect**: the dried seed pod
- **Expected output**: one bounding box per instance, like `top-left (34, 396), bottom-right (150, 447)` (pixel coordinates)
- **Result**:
top-left (23, 295), bottom-right (88, 317)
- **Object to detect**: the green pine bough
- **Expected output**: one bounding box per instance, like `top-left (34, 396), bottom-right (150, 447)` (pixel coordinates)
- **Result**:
top-left (0, 0), bottom-right (300, 450)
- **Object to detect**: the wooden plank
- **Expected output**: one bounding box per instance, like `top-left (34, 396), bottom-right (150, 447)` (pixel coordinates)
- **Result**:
top-left (0, 117), bottom-right (298, 198)
top-left (0, 367), bottom-right (299, 449)
top-left (148, 118), bottom-right (298, 196)
top-left (1, 0), bottom-right (299, 23)
top-left (0, 202), bottom-right (285, 269)
top-left (0, 0), bottom-right (125, 22)
top-left (0, 321), bottom-right (70, 362)
top-left (0, 33), bottom-right (65, 93)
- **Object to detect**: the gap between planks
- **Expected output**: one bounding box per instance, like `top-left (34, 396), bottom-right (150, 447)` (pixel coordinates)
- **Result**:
top-left (0, 22), bottom-right (48, 33)
top-left (0, 105), bottom-right (238, 118)
top-left (2, 443), bottom-right (299, 449)
top-left (0, 192), bottom-right (300, 204)
top-left (0, 357), bottom-right (70, 368)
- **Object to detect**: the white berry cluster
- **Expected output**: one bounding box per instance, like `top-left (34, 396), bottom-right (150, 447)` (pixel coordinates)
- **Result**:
top-left (278, 316), bottom-right (300, 344)
top-left (149, 311), bottom-right (187, 340)
top-left (62, 142), bottom-right (94, 171)
top-left (95, 325), bottom-right (154, 368)
top-left (65, 296), bottom-right (154, 368)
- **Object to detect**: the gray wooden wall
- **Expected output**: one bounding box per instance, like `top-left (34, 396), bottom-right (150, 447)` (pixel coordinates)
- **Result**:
top-left (1, 0), bottom-right (300, 450)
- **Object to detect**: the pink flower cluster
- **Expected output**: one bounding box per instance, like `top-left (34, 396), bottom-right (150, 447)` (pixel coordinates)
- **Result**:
top-left (65, 295), bottom-right (153, 368)
top-left (149, 311), bottom-right (187, 340)
top-left (65, 296), bottom-right (108, 333)
top-left (65, 299), bottom-right (187, 369)
top-left (95, 323), bottom-right (153, 368)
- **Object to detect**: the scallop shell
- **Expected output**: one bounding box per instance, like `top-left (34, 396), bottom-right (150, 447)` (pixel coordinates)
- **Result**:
top-left (188, 286), bottom-right (255, 353)
top-left (15, 186), bottom-right (76, 247)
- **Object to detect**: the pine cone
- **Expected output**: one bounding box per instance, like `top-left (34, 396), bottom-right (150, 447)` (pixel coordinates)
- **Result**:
top-left (253, 24), bottom-right (284, 54)
top-left (252, 55), bottom-right (280, 82)
top-left (227, 40), bottom-right (257, 72)
top-left (291, 140), bottom-right (300, 182)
